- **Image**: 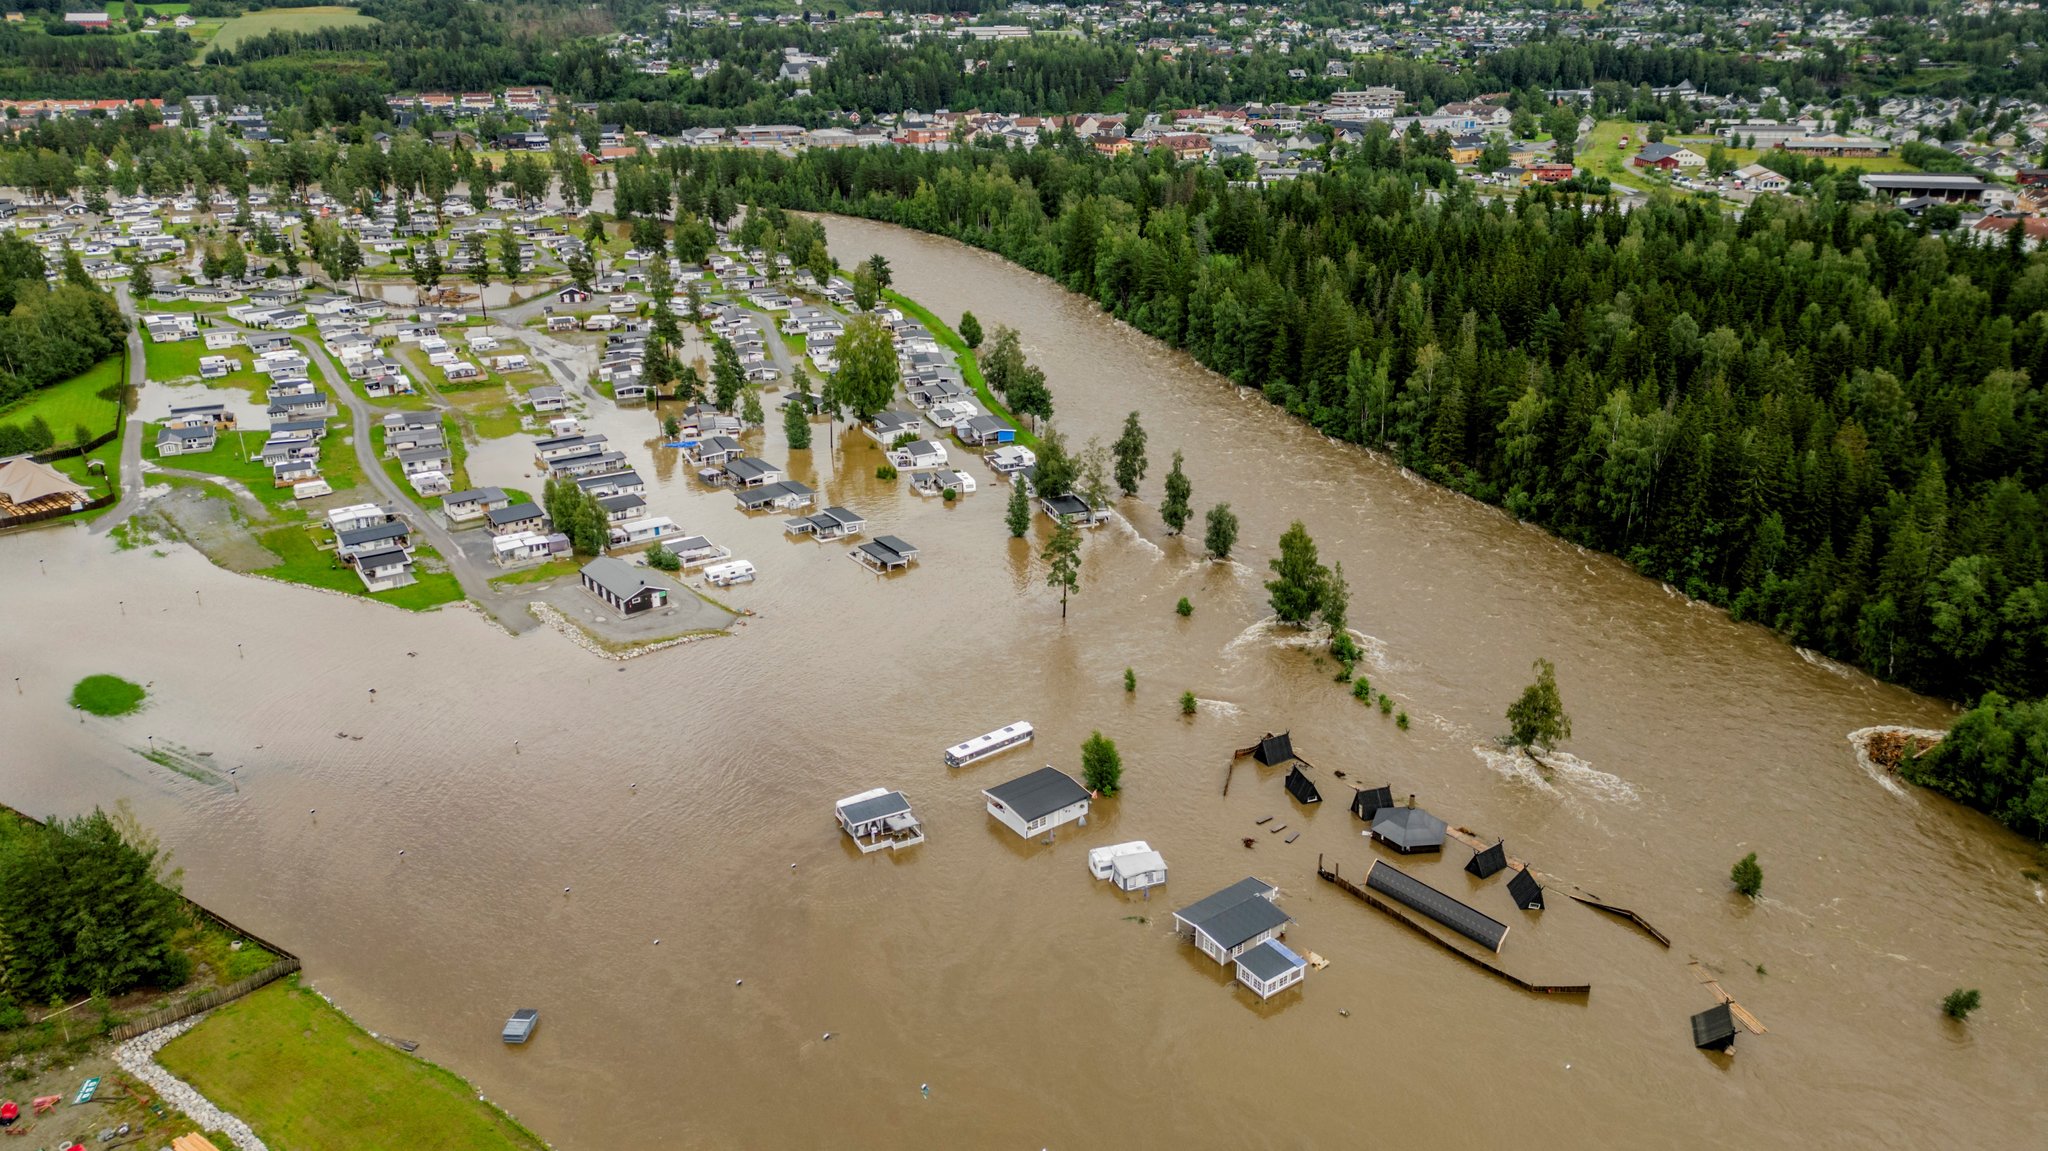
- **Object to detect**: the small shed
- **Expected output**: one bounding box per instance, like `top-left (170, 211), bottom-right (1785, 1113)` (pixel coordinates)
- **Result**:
top-left (1466, 840), bottom-right (1508, 879)
top-left (1284, 765), bottom-right (1322, 805)
top-left (1691, 1003), bottom-right (1737, 1052)
top-left (1349, 784), bottom-right (1393, 821)
top-left (1108, 849), bottom-right (1168, 893)
top-left (1506, 867), bottom-right (1545, 911)
top-left (1234, 939), bottom-right (1309, 1001)
top-left (1251, 731), bottom-right (1296, 766)
top-left (1369, 805), bottom-right (1447, 854)
top-left (502, 1009), bottom-right (539, 1044)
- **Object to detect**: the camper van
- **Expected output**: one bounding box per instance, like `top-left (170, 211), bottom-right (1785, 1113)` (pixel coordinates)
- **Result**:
top-left (292, 479), bottom-right (333, 500)
top-left (703, 559), bottom-right (756, 587)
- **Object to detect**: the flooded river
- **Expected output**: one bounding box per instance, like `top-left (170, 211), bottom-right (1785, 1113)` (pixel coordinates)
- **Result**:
top-left (6, 216), bottom-right (2045, 1148)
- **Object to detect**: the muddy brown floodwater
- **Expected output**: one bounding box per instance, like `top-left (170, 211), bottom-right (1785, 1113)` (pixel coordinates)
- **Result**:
top-left (6, 217), bottom-right (2045, 1149)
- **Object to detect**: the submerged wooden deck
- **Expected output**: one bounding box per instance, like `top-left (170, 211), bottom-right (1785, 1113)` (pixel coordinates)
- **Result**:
top-left (1689, 961), bottom-right (1769, 1035)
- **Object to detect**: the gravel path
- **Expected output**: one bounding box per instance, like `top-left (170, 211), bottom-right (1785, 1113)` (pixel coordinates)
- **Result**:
top-left (111, 1015), bottom-right (270, 1151)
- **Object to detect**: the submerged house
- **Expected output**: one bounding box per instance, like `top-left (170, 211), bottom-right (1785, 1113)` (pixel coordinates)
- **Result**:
top-left (1173, 878), bottom-right (1291, 966)
top-left (982, 765), bottom-right (1092, 840)
top-left (1466, 841), bottom-right (1508, 880)
top-left (1349, 784), bottom-right (1393, 821)
top-left (1234, 939), bottom-right (1309, 1001)
top-left (1368, 805), bottom-right (1447, 854)
top-left (1507, 867), bottom-right (1545, 911)
top-left (1248, 731), bottom-right (1298, 767)
top-left (852, 535), bottom-right (919, 573)
top-left (1283, 765), bottom-right (1322, 806)
top-left (834, 788), bottom-right (925, 853)
top-left (1691, 1003), bottom-right (1737, 1053)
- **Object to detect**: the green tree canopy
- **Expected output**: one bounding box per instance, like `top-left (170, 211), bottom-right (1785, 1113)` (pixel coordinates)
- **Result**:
top-left (831, 313), bottom-right (899, 421)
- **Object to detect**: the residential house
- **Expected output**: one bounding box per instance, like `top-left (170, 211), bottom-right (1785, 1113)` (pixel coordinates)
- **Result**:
top-left (485, 501), bottom-right (548, 536)
top-left (1172, 878), bottom-right (1291, 966)
top-left (155, 424), bottom-right (216, 456)
top-left (443, 487), bottom-right (510, 524)
top-left (981, 765), bottom-right (1092, 840)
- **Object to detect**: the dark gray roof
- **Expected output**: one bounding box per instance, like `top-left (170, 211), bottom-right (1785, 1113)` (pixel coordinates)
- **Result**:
top-left (488, 501), bottom-right (544, 525)
top-left (872, 535), bottom-right (917, 558)
top-left (983, 766), bottom-right (1091, 822)
top-left (1371, 805), bottom-right (1447, 852)
top-left (725, 456), bottom-right (778, 481)
top-left (1176, 880), bottom-right (1291, 951)
top-left (1174, 877), bottom-right (1276, 932)
top-left (338, 521), bottom-right (408, 547)
top-left (1043, 492), bottom-right (1090, 516)
top-left (580, 556), bottom-right (660, 602)
top-left (1350, 785), bottom-right (1393, 820)
top-left (598, 493), bottom-right (646, 512)
top-left (1234, 939), bottom-right (1306, 983)
top-left (1507, 867), bottom-right (1544, 910)
top-left (839, 791), bottom-right (911, 825)
top-left (1691, 1003), bottom-right (1736, 1050)
top-left (1284, 765), bottom-right (1322, 805)
top-left (1466, 841), bottom-right (1508, 879)
top-left (444, 486), bottom-right (506, 505)
top-left (1365, 861), bottom-right (1509, 952)
top-left (1255, 732), bottom-right (1296, 766)
top-left (353, 546), bottom-right (411, 569)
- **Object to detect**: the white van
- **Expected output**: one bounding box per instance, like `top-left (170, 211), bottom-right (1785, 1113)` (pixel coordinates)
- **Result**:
top-left (703, 559), bottom-right (756, 587)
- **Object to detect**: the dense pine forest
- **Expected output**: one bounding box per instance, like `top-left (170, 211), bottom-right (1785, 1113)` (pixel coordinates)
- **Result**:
top-left (640, 135), bottom-right (2048, 710)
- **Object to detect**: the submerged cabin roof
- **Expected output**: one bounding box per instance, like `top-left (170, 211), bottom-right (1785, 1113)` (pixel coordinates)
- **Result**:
top-left (1507, 867), bottom-right (1544, 910)
top-left (1691, 1003), bottom-right (1737, 1052)
top-left (1235, 939), bottom-right (1306, 983)
top-left (983, 766), bottom-right (1091, 822)
top-left (1284, 765), bottom-right (1322, 805)
top-left (1466, 841), bottom-right (1508, 879)
top-left (839, 790), bottom-right (911, 825)
top-left (1350, 784), bottom-right (1393, 820)
top-left (1371, 805), bottom-right (1447, 853)
top-left (1364, 860), bottom-right (1509, 952)
top-left (1253, 731), bottom-right (1296, 766)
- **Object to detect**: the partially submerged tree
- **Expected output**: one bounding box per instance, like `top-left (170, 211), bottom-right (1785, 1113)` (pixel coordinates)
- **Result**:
top-left (830, 313), bottom-right (900, 420)
top-left (1081, 731), bottom-right (1122, 796)
top-left (1160, 450), bottom-right (1192, 534)
top-left (1043, 516), bottom-right (1082, 618)
top-left (1112, 411), bottom-right (1148, 497)
top-left (1730, 852), bottom-right (1763, 898)
top-left (1505, 658), bottom-right (1572, 753)
top-left (1942, 988), bottom-right (1981, 1021)
top-left (783, 393), bottom-right (812, 450)
top-left (1205, 503), bottom-right (1239, 560)
top-left (1266, 520), bottom-right (1327, 626)
top-left (1005, 476), bottom-right (1031, 538)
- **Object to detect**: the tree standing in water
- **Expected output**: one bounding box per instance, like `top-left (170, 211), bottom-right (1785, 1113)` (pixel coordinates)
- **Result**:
top-left (1112, 411), bottom-right (1149, 497)
top-left (1205, 503), bottom-right (1239, 560)
top-left (1160, 450), bottom-right (1191, 534)
top-left (1044, 517), bottom-right (1082, 617)
top-left (1506, 658), bottom-right (1571, 754)
top-left (1005, 476), bottom-right (1031, 538)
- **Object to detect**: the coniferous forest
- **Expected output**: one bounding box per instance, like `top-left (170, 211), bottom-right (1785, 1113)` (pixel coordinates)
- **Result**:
top-left (646, 133), bottom-right (2048, 710)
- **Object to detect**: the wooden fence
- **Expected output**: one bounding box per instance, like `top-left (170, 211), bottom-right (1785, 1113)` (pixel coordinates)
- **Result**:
top-left (0, 492), bottom-right (116, 534)
top-left (107, 958), bottom-right (302, 1041)
top-left (1317, 856), bottom-right (1591, 997)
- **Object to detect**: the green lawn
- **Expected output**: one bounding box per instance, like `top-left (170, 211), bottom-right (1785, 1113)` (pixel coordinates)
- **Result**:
top-left (0, 356), bottom-right (126, 447)
top-left (488, 556), bottom-right (580, 587)
top-left (148, 423), bottom-right (306, 518)
top-left (142, 332), bottom-right (210, 381)
top-left (70, 674), bottom-right (147, 717)
top-left (50, 424), bottom-right (125, 506)
top-left (252, 525), bottom-right (464, 611)
top-left (157, 979), bottom-right (546, 1151)
top-left (107, 2), bottom-right (192, 14)
top-left (883, 290), bottom-right (1042, 452)
top-left (206, 6), bottom-right (377, 55)
top-left (1674, 137), bottom-right (1919, 174)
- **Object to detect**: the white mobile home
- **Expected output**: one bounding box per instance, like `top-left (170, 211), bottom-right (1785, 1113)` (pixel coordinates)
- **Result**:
top-left (703, 559), bottom-right (756, 587)
top-left (945, 721), bottom-right (1034, 768)
top-left (982, 766), bottom-right (1092, 840)
top-left (834, 788), bottom-right (925, 853)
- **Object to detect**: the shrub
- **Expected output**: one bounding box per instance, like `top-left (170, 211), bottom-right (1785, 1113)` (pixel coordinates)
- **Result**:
top-left (1396, 711), bottom-right (1410, 730)
top-left (1731, 852), bottom-right (1763, 897)
top-left (1378, 694), bottom-right (1393, 715)
top-left (1175, 596), bottom-right (1192, 617)
top-left (1180, 690), bottom-right (1198, 716)
top-left (1123, 668), bottom-right (1136, 693)
top-left (1351, 679), bottom-right (1371, 702)
top-left (942, 487), bottom-right (957, 502)
top-left (647, 546), bottom-right (680, 572)
top-left (1941, 988), bottom-right (1981, 1020)
top-left (875, 463), bottom-right (898, 481)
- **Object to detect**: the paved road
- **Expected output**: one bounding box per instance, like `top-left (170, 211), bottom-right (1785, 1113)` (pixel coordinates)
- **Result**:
top-left (91, 285), bottom-right (152, 535)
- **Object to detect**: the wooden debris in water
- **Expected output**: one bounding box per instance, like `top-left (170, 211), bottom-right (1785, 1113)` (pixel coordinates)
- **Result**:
top-left (1269, 824), bottom-right (1287, 834)
top-left (1306, 951), bottom-right (1329, 970)
top-left (1688, 961), bottom-right (1768, 1035)
top-left (1255, 816), bottom-right (1273, 825)
top-left (1285, 832), bottom-right (1300, 844)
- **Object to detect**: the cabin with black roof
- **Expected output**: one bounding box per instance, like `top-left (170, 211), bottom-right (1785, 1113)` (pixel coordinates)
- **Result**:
top-left (1691, 1003), bottom-right (1737, 1052)
top-left (1173, 878), bottom-right (1291, 966)
top-left (1466, 840), bottom-right (1508, 879)
top-left (1507, 867), bottom-right (1545, 911)
top-left (1284, 765), bottom-right (1321, 805)
top-left (1250, 731), bottom-right (1295, 766)
top-left (1349, 784), bottom-right (1392, 821)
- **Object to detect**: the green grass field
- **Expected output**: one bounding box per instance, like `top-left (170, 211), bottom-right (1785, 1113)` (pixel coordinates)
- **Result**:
top-left (0, 357), bottom-right (125, 446)
top-left (206, 6), bottom-right (377, 55)
top-left (143, 332), bottom-right (210, 381)
top-left (158, 979), bottom-right (546, 1151)
top-left (883, 289), bottom-right (1042, 452)
top-left (106, 2), bottom-right (192, 15)
top-left (252, 525), bottom-right (464, 610)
